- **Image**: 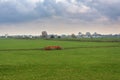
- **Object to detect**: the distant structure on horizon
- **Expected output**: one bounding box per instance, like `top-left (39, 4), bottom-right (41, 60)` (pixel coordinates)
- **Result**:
top-left (42, 31), bottom-right (48, 38)
top-left (5, 34), bottom-right (8, 38)
top-left (0, 31), bottom-right (120, 39)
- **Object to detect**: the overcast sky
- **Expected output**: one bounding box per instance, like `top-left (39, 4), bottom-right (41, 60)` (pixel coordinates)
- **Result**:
top-left (0, 0), bottom-right (120, 35)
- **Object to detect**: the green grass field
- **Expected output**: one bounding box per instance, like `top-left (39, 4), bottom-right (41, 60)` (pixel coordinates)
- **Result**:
top-left (0, 39), bottom-right (120, 80)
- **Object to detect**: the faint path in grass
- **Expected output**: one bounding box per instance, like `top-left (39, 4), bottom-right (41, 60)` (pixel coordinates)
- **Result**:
top-left (0, 48), bottom-right (42, 51)
top-left (0, 46), bottom-right (120, 52)
top-left (46, 38), bottom-right (120, 42)
top-left (64, 46), bottom-right (120, 50)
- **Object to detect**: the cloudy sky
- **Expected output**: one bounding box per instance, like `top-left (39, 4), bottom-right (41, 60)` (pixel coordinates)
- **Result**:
top-left (0, 0), bottom-right (120, 35)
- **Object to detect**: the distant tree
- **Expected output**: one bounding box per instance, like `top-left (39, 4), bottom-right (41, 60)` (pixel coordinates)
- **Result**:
top-left (71, 34), bottom-right (76, 38)
top-left (42, 31), bottom-right (48, 38)
top-left (93, 32), bottom-right (97, 36)
top-left (50, 35), bottom-right (55, 38)
top-left (78, 32), bottom-right (82, 35)
top-left (78, 32), bottom-right (82, 38)
top-left (86, 32), bottom-right (91, 38)
top-left (58, 36), bottom-right (61, 38)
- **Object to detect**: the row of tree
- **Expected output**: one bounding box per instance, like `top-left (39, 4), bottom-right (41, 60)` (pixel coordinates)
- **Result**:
top-left (41, 31), bottom-right (120, 39)
top-left (0, 31), bottom-right (120, 39)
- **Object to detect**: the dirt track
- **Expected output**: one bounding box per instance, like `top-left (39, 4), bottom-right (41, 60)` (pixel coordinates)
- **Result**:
top-left (0, 46), bottom-right (120, 52)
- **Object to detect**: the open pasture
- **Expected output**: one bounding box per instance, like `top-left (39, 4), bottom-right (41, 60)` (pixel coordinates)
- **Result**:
top-left (0, 39), bottom-right (120, 80)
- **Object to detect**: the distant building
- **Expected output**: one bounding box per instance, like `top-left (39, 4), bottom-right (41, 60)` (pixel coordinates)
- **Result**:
top-left (61, 34), bottom-right (67, 38)
top-left (29, 35), bottom-right (33, 38)
top-left (5, 34), bottom-right (8, 38)
top-left (92, 32), bottom-right (102, 38)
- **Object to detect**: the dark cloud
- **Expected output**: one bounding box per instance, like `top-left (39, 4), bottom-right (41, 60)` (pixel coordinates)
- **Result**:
top-left (0, 0), bottom-right (39, 23)
top-left (87, 0), bottom-right (120, 20)
top-left (0, 0), bottom-right (120, 24)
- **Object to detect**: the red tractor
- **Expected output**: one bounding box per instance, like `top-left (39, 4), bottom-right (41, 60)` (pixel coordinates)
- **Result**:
top-left (44, 46), bottom-right (62, 50)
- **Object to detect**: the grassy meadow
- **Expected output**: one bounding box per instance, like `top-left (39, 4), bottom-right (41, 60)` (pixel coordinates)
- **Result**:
top-left (0, 38), bottom-right (120, 80)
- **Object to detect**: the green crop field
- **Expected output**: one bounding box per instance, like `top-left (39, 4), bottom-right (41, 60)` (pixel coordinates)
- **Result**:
top-left (0, 39), bottom-right (120, 80)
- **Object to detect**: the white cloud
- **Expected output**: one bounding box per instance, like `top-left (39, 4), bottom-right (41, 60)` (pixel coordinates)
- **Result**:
top-left (98, 0), bottom-right (120, 4)
top-left (56, 0), bottom-right (67, 3)
top-left (28, 0), bottom-right (40, 3)
top-left (67, 4), bottom-right (90, 14)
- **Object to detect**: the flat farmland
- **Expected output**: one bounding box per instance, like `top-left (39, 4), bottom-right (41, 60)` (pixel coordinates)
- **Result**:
top-left (0, 39), bottom-right (120, 80)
